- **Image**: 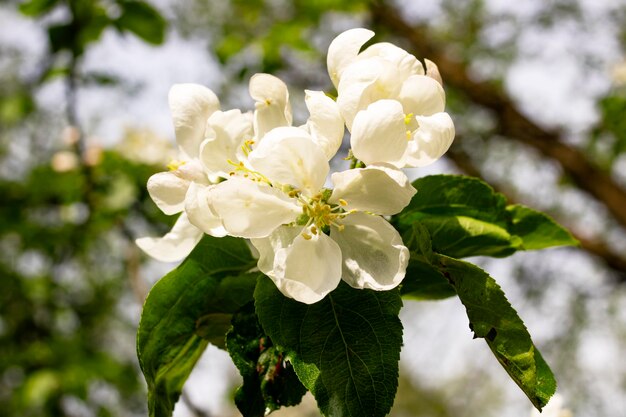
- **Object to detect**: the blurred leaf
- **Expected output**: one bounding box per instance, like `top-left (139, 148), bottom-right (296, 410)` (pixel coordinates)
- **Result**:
top-left (0, 92), bottom-right (35, 125)
top-left (255, 277), bottom-right (403, 417)
top-left (115, 0), bottom-right (167, 45)
top-left (226, 303), bottom-right (307, 417)
top-left (137, 236), bottom-right (257, 417)
top-left (18, 0), bottom-right (59, 16)
top-left (433, 254), bottom-right (556, 411)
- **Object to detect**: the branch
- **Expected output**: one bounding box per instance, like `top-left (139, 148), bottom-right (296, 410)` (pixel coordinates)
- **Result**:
top-left (369, 0), bottom-right (626, 230)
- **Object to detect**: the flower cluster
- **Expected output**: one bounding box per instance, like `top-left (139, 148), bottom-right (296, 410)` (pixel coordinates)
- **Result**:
top-left (137, 28), bottom-right (455, 304)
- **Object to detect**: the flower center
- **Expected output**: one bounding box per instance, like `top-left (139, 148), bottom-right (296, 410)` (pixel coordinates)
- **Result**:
top-left (298, 193), bottom-right (350, 239)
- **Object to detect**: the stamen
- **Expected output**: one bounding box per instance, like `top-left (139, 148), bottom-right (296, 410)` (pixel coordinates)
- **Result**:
top-left (301, 232), bottom-right (312, 240)
top-left (338, 199), bottom-right (348, 206)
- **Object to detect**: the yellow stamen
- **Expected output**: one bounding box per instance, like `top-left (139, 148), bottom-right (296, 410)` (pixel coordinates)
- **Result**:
top-left (167, 159), bottom-right (186, 171)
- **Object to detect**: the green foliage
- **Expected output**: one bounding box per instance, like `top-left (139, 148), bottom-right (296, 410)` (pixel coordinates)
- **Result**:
top-left (19, 0), bottom-right (167, 58)
top-left (433, 255), bottom-right (557, 410)
top-left (137, 236), bottom-right (258, 417)
top-left (393, 175), bottom-right (577, 259)
top-left (255, 276), bottom-right (403, 417)
top-left (401, 222), bottom-right (557, 411)
top-left (590, 93), bottom-right (626, 167)
top-left (114, 0), bottom-right (167, 45)
top-left (226, 303), bottom-right (307, 417)
top-left (0, 150), bottom-right (167, 416)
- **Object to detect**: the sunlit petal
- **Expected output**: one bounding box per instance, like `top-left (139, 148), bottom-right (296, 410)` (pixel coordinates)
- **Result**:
top-left (249, 73), bottom-right (292, 139)
top-left (169, 83), bottom-right (220, 159)
top-left (404, 112), bottom-right (455, 167)
top-left (350, 99), bottom-right (408, 167)
top-left (184, 182), bottom-right (227, 237)
top-left (302, 90), bottom-right (344, 160)
top-left (331, 212), bottom-right (409, 291)
top-left (329, 164), bottom-right (416, 215)
top-left (136, 213), bottom-right (203, 262)
top-left (327, 28), bottom-right (374, 88)
top-left (248, 127), bottom-right (329, 196)
top-left (252, 227), bottom-right (343, 304)
top-left (209, 177), bottom-right (300, 238)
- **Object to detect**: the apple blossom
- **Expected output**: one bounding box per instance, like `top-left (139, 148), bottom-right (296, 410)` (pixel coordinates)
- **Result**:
top-left (328, 28), bottom-right (455, 168)
top-left (194, 126), bottom-right (416, 304)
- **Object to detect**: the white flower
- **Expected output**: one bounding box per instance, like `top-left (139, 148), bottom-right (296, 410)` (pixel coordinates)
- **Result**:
top-left (328, 28), bottom-right (455, 168)
top-left (206, 127), bottom-right (416, 304)
top-left (249, 73), bottom-right (344, 161)
top-left (137, 84), bottom-right (233, 262)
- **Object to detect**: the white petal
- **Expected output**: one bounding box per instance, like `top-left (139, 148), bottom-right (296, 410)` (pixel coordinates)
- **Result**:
top-left (302, 90), bottom-right (344, 160)
top-left (249, 73), bottom-right (292, 139)
top-left (209, 177), bottom-right (300, 238)
top-left (359, 42), bottom-right (424, 80)
top-left (200, 109), bottom-right (253, 177)
top-left (136, 213), bottom-right (203, 262)
top-left (404, 112), bottom-right (455, 167)
top-left (337, 57), bottom-right (394, 129)
top-left (147, 171), bottom-right (189, 215)
top-left (248, 127), bottom-right (329, 196)
top-left (329, 164), bottom-right (416, 215)
top-left (331, 213), bottom-right (409, 291)
top-left (184, 182), bottom-right (227, 237)
top-left (350, 99), bottom-right (408, 167)
top-left (327, 28), bottom-right (374, 88)
top-left (398, 75), bottom-right (446, 116)
top-left (169, 84), bottom-right (220, 159)
top-left (252, 227), bottom-right (342, 304)
top-left (424, 58), bottom-right (443, 86)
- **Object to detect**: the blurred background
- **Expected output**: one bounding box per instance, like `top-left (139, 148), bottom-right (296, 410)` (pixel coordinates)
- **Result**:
top-left (1, 0), bottom-right (625, 416)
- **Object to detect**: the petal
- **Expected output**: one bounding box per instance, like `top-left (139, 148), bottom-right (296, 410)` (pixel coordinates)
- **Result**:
top-left (350, 99), bottom-right (408, 167)
top-left (248, 127), bottom-right (329, 196)
top-left (136, 213), bottom-right (203, 262)
top-left (336, 57), bottom-right (391, 129)
top-left (252, 227), bottom-right (342, 304)
top-left (169, 84), bottom-right (220, 159)
top-left (302, 90), bottom-right (344, 160)
top-left (209, 177), bottom-right (300, 238)
top-left (404, 112), bottom-right (455, 167)
top-left (185, 182), bottom-right (227, 237)
top-left (359, 41), bottom-right (424, 80)
top-left (249, 73), bottom-right (292, 139)
top-left (329, 164), bottom-right (416, 215)
top-left (398, 74), bottom-right (446, 116)
top-left (200, 109), bottom-right (253, 177)
top-left (147, 171), bottom-right (189, 215)
top-left (424, 58), bottom-right (443, 86)
top-left (331, 212), bottom-right (409, 291)
top-left (327, 28), bottom-right (375, 88)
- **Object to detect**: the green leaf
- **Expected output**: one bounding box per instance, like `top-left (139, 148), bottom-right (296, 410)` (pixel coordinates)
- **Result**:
top-left (19, 0), bottom-right (59, 16)
top-left (394, 175), bottom-right (576, 258)
top-left (255, 277), bottom-right (403, 417)
top-left (506, 205), bottom-right (578, 250)
top-left (401, 223), bottom-right (455, 300)
top-left (226, 303), bottom-right (307, 417)
top-left (137, 235), bottom-right (257, 417)
top-left (433, 254), bottom-right (556, 410)
top-left (115, 0), bottom-right (167, 45)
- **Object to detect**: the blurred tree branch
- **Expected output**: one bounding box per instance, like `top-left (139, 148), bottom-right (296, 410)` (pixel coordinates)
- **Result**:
top-left (370, 0), bottom-right (626, 231)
